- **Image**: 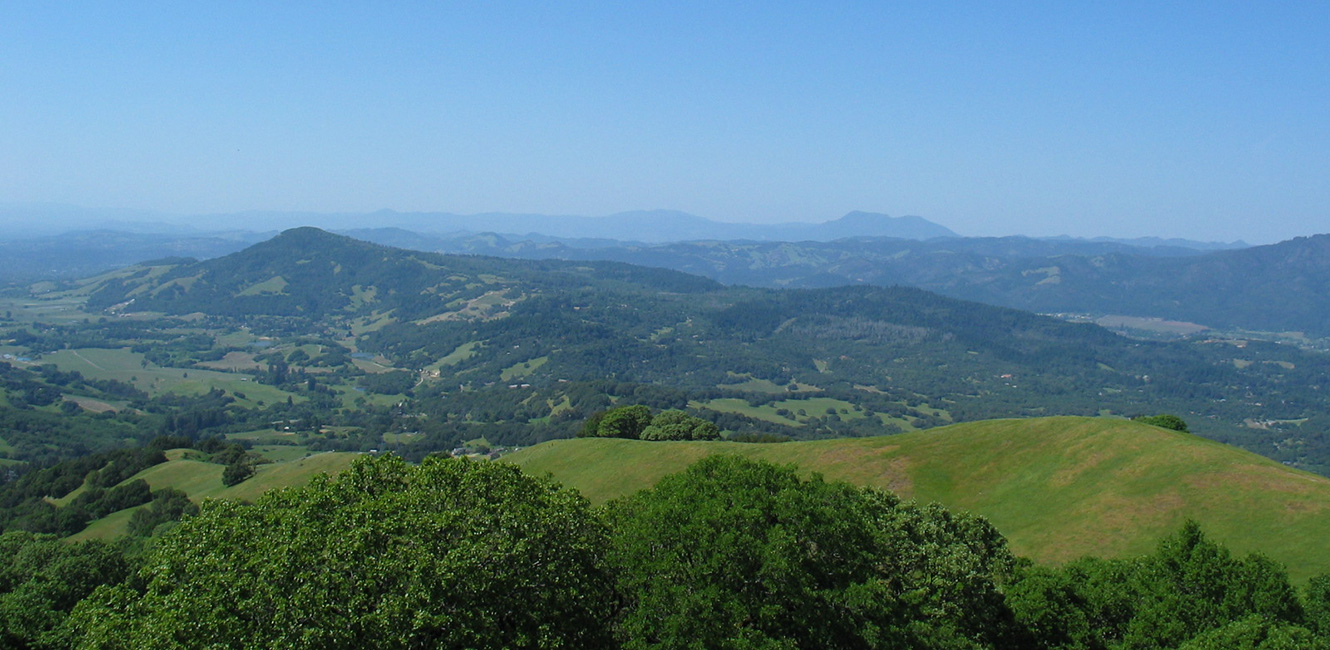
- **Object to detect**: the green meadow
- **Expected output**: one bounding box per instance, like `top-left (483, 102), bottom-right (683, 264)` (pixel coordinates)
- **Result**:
top-left (40, 347), bottom-right (296, 406)
top-left (506, 416), bottom-right (1330, 583)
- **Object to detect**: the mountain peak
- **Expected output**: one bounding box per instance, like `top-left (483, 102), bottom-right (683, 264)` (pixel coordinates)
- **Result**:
top-left (816, 212), bottom-right (959, 240)
top-left (264, 226), bottom-right (367, 250)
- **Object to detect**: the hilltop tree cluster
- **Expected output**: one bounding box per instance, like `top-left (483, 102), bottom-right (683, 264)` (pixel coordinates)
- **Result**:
top-left (578, 405), bottom-right (721, 441)
top-left (0, 455), bottom-right (1324, 649)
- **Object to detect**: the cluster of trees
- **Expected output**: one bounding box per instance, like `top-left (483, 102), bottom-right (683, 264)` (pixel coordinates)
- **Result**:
top-left (1132, 413), bottom-right (1190, 433)
top-left (579, 405), bottom-right (721, 441)
top-left (0, 532), bottom-right (131, 650)
top-left (0, 455), bottom-right (1318, 649)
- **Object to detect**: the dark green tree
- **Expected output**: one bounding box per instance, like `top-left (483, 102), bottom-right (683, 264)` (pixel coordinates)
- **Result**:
top-left (221, 460), bottom-right (254, 486)
top-left (1121, 522), bottom-right (1302, 648)
top-left (1007, 521), bottom-right (1313, 650)
top-left (577, 410), bottom-right (607, 438)
top-left (126, 488), bottom-right (198, 537)
top-left (603, 455), bottom-right (1019, 649)
top-left (595, 405), bottom-right (653, 439)
top-left (1004, 566), bottom-right (1097, 650)
top-left (1307, 574), bottom-right (1330, 636)
top-left (639, 409), bottom-right (721, 441)
top-left (1131, 414), bottom-right (1189, 432)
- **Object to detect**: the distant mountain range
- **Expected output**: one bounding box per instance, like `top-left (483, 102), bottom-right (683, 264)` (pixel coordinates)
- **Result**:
top-left (12, 203), bottom-right (1324, 338)
top-left (333, 229), bottom-right (1330, 337)
top-left (0, 203), bottom-right (964, 243)
top-left (3, 203), bottom-right (1249, 249)
top-left (0, 229), bottom-right (270, 283)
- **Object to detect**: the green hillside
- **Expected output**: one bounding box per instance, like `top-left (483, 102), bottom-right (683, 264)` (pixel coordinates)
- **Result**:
top-left (505, 416), bottom-right (1330, 582)
top-left (69, 451), bottom-right (361, 541)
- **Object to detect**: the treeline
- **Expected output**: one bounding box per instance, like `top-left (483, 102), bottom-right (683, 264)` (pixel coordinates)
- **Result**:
top-left (0, 448), bottom-right (167, 536)
top-left (0, 435), bottom-right (264, 538)
top-left (5, 454), bottom-right (1327, 649)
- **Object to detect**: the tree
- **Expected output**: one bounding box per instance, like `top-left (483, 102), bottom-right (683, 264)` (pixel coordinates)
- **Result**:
top-left (1307, 574), bottom-right (1330, 635)
top-left (1004, 566), bottom-right (1096, 650)
top-left (221, 460), bottom-right (254, 486)
top-left (639, 409), bottom-right (721, 441)
top-left (70, 455), bottom-right (616, 650)
top-left (594, 405), bottom-right (652, 439)
top-left (577, 410), bottom-right (607, 438)
top-left (1131, 414), bottom-right (1189, 432)
top-left (126, 488), bottom-right (198, 537)
top-left (1120, 521), bottom-right (1303, 648)
top-left (603, 455), bottom-right (1019, 649)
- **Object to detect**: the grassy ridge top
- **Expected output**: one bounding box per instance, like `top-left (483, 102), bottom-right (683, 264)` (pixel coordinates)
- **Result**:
top-left (505, 416), bottom-right (1330, 582)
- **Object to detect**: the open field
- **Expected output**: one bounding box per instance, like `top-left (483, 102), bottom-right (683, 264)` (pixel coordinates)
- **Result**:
top-left (1095, 314), bottom-right (1211, 336)
top-left (695, 395), bottom-right (948, 430)
top-left (38, 347), bottom-right (296, 406)
top-left (506, 416), bottom-right (1330, 583)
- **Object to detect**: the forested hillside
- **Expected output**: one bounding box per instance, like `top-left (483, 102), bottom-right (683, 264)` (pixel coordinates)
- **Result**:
top-left (25, 227), bottom-right (1324, 474)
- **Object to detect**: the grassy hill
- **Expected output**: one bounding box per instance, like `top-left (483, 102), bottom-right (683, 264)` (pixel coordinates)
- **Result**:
top-left (505, 416), bottom-right (1330, 583)
top-left (69, 450), bottom-right (362, 541)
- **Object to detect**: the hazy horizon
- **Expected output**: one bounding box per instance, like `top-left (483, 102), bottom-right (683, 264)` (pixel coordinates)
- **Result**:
top-left (5, 4), bottom-right (1328, 244)
top-left (0, 202), bottom-right (1271, 246)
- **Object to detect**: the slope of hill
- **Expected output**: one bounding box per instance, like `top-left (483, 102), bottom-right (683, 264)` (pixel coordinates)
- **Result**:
top-left (69, 451), bottom-right (361, 541)
top-left (83, 226), bottom-right (718, 319)
top-left (505, 416), bottom-right (1330, 582)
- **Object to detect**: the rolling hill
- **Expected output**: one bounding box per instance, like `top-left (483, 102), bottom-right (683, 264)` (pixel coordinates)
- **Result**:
top-left (505, 416), bottom-right (1330, 583)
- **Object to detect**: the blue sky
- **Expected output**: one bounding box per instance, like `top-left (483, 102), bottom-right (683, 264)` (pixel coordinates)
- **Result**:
top-left (3, 2), bottom-right (1328, 242)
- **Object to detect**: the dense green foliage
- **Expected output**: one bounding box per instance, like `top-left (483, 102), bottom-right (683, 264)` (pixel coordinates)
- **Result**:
top-left (580, 405), bottom-right (721, 441)
top-left (125, 488), bottom-right (197, 537)
top-left (0, 532), bottom-right (131, 650)
top-left (639, 409), bottom-right (720, 441)
top-left (70, 455), bottom-right (617, 650)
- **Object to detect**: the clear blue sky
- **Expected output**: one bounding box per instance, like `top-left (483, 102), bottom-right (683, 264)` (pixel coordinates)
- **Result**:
top-left (3, 2), bottom-right (1328, 243)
